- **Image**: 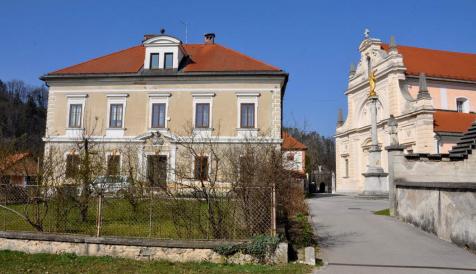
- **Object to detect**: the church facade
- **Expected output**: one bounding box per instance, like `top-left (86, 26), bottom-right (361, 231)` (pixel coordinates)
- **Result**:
top-left (335, 33), bottom-right (476, 193)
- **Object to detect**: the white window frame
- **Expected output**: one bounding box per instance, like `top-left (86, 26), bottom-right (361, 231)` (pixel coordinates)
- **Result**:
top-left (64, 151), bottom-right (80, 179)
top-left (144, 43), bottom-right (182, 70)
top-left (236, 92), bottom-right (260, 137)
top-left (192, 92), bottom-right (215, 134)
top-left (65, 94), bottom-right (87, 137)
top-left (148, 93), bottom-right (170, 131)
top-left (106, 94), bottom-right (128, 137)
top-left (163, 52), bottom-right (174, 69)
top-left (456, 97), bottom-right (470, 113)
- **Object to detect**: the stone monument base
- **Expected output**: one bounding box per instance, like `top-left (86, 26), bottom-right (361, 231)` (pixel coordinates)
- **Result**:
top-left (362, 172), bottom-right (389, 195)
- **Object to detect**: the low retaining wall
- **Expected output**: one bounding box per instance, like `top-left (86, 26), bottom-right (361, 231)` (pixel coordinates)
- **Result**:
top-left (396, 182), bottom-right (476, 250)
top-left (0, 232), bottom-right (288, 264)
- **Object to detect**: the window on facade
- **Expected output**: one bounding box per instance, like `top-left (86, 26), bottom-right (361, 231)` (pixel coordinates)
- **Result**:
top-left (239, 154), bottom-right (255, 183)
top-left (107, 155), bottom-right (120, 176)
top-left (68, 104), bottom-right (82, 128)
top-left (25, 176), bottom-right (37, 186)
top-left (109, 104), bottom-right (123, 128)
top-left (164, 53), bottom-right (173, 69)
top-left (195, 103), bottom-right (210, 128)
top-left (65, 154), bottom-right (80, 179)
top-left (194, 156), bottom-right (208, 180)
top-left (287, 153), bottom-right (295, 161)
top-left (0, 176), bottom-right (9, 184)
top-left (150, 53), bottom-right (160, 69)
top-left (147, 155), bottom-right (167, 186)
top-left (240, 103), bottom-right (255, 128)
top-left (151, 103), bottom-right (166, 128)
top-left (456, 98), bottom-right (468, 113)
top-left (457, 100), bottom-right (464, 112)
top-left (344, 158), bottom-right (349, 178)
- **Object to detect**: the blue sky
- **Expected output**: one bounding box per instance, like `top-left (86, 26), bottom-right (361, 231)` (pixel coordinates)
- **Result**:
top-left (1, 0), bottom-right (475, 136)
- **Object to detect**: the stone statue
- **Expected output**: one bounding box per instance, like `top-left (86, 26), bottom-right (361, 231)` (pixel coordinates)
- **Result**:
top-left (388, 115), bottom-right (399, 146)
top-left (369, 70), bottom-right (377, 97)
top-left (364, 28), bottom-right (370, 39)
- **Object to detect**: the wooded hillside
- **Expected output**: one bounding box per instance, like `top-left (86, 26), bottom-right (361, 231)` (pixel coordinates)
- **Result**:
top-left (0, 79), bottom-right (48, 156)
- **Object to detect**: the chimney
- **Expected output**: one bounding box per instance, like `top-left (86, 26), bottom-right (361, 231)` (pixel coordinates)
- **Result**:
top-left (204, 33), bottom-right (215, 45)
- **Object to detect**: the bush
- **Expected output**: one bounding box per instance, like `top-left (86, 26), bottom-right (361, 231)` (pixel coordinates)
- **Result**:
top-left (213, 234), bottom-right (281, 261)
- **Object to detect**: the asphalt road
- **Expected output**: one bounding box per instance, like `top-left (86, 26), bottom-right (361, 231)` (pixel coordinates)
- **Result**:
top-left (308, 194), bottom-right (476, 274)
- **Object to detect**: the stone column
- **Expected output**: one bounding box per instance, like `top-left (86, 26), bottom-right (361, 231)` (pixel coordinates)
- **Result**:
top-left (362, 96), bottom-right (388, 195)
top-left (366, 96), bottom-right (384, 173)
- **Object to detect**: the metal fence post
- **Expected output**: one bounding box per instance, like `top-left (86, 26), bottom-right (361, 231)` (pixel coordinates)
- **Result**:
top-left (96, 194), bottom-right (102, 237)
top-left (3, 190), bottom-right (6, 231)
top-left (271, 185), bottom-right (276, 237)
top-left (148, 190), bottom-right (152, 238)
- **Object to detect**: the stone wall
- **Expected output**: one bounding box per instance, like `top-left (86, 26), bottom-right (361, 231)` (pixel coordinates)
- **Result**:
top-left (0, 232), bottom-right (288, 265)
top-left (395, 182), bottom-right (476, 250)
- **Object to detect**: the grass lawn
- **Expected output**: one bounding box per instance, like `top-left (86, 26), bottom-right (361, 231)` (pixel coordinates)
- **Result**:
top-left (0, 250), bottom-right (313, 274)
top-left (0, 197), bottom-right (259, 240)
top-left (374, 208), bottom-right (390, 216)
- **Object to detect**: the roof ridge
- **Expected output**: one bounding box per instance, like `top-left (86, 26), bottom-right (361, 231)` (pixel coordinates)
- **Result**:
top-left (382, 43), bottom-right (476, 56)
top-left (49, 44), bottom-right (143, 75)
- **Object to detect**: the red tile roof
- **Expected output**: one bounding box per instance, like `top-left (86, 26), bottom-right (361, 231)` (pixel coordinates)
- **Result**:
top-left (48, 44), bottom-right (280, 75)
top-left (182, 44), bottom-right (279, 72)
top-left (383, 44), bottom-right (476, 82)
top-left (50, 45), bottom-right (145, 75)
top-left (0, 152), bottom-right (37, 176)
top-left (433, 111), bottom-right (476, 133)
top-left (282, 132), bottom-right (307, 150)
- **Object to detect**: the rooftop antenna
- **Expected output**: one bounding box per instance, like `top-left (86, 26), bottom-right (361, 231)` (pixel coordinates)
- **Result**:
top-left (180, 20), bottom-right (188, 43)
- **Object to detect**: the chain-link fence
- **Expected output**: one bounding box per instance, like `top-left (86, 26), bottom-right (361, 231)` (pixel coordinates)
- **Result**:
top-left (0, 184), bottom-right (274, 240)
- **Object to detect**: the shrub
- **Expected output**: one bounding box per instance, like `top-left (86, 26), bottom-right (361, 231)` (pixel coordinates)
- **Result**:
top-left (213, 234), bottom-right (281, 262)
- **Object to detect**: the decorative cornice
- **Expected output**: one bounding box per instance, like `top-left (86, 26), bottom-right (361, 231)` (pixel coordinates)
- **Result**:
top-left (335, 108), bottom-right (435, 138)
top-left (107, 93), bottom-right (129, 98)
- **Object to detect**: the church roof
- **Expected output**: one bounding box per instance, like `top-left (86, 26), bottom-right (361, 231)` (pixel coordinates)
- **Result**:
top-left (433, 110), bottom-right (476, 133)
top-left (383, 44), bottom-right (476, 82)
top-left (46, 44), bottom-right (281, 76)
top-left (282, 132), bottom-right (307, 150)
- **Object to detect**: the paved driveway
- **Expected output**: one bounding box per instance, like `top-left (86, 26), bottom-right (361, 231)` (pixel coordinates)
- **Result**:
top-left (308, 194), bottom-right (476, 274)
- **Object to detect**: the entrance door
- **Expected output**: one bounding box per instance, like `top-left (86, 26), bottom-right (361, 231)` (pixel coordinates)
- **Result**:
top-left (319, 182), bottom-right (326, 193)
top-left (147, 155), bottom-right (167, 187)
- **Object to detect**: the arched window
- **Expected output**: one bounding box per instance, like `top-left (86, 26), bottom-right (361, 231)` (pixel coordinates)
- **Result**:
top-left (456, 98), bottom-right (470, 113)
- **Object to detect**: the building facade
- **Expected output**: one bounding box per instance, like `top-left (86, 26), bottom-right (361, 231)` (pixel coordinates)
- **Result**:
top-left (335, 33), bottom-right (476, 193)
top-left (41, 33), bottom-right (288, 186)
top-left (282, 131), bottom-right (307, 175)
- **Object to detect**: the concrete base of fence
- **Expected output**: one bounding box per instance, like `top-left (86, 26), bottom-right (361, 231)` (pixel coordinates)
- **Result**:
top-left (0, 232), bottom-right (288, 265)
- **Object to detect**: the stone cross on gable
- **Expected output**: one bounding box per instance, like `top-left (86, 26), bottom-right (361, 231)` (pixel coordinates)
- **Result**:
top-left (364, 28), bottom-right (370, 39)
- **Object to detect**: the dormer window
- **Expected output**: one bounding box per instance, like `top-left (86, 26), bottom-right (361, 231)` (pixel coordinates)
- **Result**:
top-left (142, 34), bottom-right (184, 70)
top-left (164, 53), bottom-right (173, 69)
top-left (150, 53), bottom-right (160, 69)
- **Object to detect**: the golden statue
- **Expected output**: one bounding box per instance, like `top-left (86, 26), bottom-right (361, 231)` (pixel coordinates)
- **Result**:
top-left (369, 70), bottom-right (377, 97)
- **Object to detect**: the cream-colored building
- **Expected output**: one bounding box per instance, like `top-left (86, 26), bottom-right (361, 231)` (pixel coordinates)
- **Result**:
top-left (41, 33), bottom-right (288, 185)
top-left (336, 33), bottom-right (476, 193)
